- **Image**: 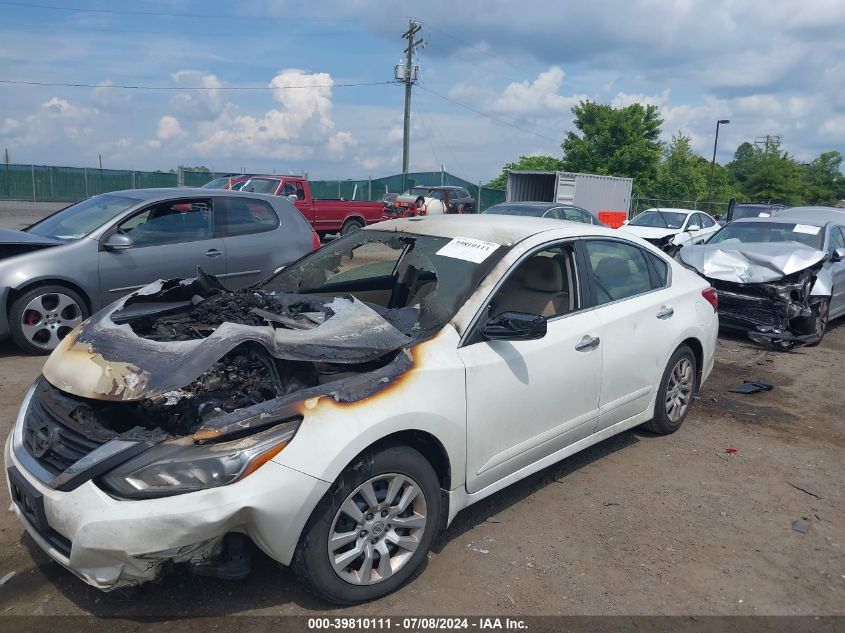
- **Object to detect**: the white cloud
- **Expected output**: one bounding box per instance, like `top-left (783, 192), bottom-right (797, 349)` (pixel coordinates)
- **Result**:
top-left (156, 116), bottom-right (185, 141)
top-left (169, 71), bottom-right (228, 120)
top-left (492, 67), bottom-right (581, 116)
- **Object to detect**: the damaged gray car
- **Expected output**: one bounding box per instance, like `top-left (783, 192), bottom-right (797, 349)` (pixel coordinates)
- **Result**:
top-left (679, 206), bottom-right (845, 348)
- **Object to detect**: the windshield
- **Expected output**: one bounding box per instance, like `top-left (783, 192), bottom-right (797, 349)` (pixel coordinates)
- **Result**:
top-left (26, 194), bottom-right (140, 240)
top-left (483, 204), bottom-right (544, 217)
top-left (629, 210), bottom-right (687, 229)
top-left (201, 177), bottom-right (232, 189)
top-left (264, 229), bottom-right (508, 334)
top-left (409, 187), bottom-right (445, 201)
top-left (732, 205), bottom-right (772, 220)
top-left (242, 178), bottom-right (280, 194)
top-left (708, 221), bottom-right (825, 250)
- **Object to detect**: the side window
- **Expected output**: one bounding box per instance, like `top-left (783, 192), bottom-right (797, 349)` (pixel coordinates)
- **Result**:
top-left (562, 207), bottom-right (588, 223)
top-left (243, 178), bottom-right (281, 194)
top-left (544, 208), bottom-right (565, 220)
top-left (215, 198), bottom-right (279, 237)
top-left (488, 243), bottom-right (580, 318)
top-left (281, 181), bottom-right (297, 197)
top-left (828, 226), bottom-right (845, 256)
top-left (699, 213), bottom-right (715, 228)
top-left (647, 252), bottom-right (669, 288)
top-left (118, 199), bottom-right (212, 247)
top-left (294, 182), bottom-right (306, 200)
top-left (585, 239), bottom-right (654, 305)
top-left (461, 189), bottom-right (471, 199)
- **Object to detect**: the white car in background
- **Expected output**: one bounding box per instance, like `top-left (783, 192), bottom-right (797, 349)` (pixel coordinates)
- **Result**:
top-left (622, 208), bottom-right (720, 254)
top-left (6, 216), bottom-right (718, 604)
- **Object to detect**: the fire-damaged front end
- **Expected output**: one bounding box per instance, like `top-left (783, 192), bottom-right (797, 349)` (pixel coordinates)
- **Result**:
top-left (679, 242), bottom-right (830, 349)
top-left (4, 271), bottom-right (423, 589)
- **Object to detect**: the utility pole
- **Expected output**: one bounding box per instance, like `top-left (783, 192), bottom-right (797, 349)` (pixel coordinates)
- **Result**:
top-left (708, 119), bottom-right (730, 204)
top-left (396, 18), bottom-right (423, 188)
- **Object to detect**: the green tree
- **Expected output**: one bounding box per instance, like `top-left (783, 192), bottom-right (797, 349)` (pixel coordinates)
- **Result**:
top-left (561, 100), bottom-right (663, 195)
top-left (653, 133), bottom-right (706, 201)
top-left (726, 142), bottom-right (758, 189)
top-left (486, 155), bottom-right (565, 189)
top-left (801, 151), bottom-right (845, 205)
top-left (744, 139), bottom-right (803, 204)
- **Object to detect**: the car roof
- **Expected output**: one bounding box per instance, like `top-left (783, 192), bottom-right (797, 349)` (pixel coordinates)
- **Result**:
top-left (642, 207), bottom-right (699, 215)
top-left (488, 201), bottom-right (576, 210)
top-left (99, 187), bottom-right (284, 204)
top-left (731, 207), bottom-right (845, 226)
top-left (368, 214), bottom-right (619, 245)
top-left (411, 185), bottom-right (465, 190)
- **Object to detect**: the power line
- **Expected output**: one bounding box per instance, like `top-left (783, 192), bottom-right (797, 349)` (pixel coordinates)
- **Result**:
top-left (415, 84), bottom-right (561, 144)
top-left (0, 1), bottom-right (399, 22)
top-left (0, 79), bottom-right (394, 90)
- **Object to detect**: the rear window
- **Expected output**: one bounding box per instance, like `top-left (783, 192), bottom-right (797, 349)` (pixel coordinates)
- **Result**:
top-left (241, 178), bottom-right (281, 194)
top-left (215, 198), bottom-right (279, 237)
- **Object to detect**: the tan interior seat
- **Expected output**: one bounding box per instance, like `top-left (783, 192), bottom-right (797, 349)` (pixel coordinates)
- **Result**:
top-left (491, 256), bottom-right (569, 317)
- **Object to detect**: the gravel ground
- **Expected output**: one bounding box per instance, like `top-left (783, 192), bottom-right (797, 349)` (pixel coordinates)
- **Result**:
top-left (0, 328), bottom-right (843, 616)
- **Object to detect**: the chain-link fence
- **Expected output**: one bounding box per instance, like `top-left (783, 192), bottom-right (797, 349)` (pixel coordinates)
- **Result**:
top-left (630, 195), bottom-right (730, 219)
top-left (1, 164), bottom-right (507, 211)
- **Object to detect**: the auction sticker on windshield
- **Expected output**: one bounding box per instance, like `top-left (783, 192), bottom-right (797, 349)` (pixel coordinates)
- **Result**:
top-left (436, 237), bottom-right (500, 263)
top-left (793, 224), bottom-right (821, 235)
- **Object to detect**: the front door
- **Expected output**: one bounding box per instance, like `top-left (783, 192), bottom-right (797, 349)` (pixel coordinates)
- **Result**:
top-left (827, 226), bottom-right (845, 316)
top-left (98, 197), bottom-right (227, 305)
top-left (459, 241), bottom-right (602, 494)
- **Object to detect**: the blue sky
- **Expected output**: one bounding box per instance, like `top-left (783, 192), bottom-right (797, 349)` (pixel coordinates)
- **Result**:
top-left (1, 0), bottom-right (844, 183)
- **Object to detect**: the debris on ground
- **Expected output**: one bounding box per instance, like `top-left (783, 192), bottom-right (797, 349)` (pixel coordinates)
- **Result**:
top-left (729, 380), bottom-right (774, 394)
top-left (725, 447), bottom-right (738, 454)
top-left (0, 571), bottom-right (15, 586)
top-left (787, 481), bottom-right (822, 499)
top-left (466, 542), bottom-right (489, 554)
top-left (791, 518), bottom-right (811, 534)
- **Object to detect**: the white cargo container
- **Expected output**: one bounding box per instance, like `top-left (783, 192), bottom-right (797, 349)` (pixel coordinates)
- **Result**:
top-left (506, 170), bottom-right (633, 215)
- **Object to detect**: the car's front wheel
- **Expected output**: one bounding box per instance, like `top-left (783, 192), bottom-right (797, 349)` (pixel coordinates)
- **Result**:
top-left (9, 285), bottom-right (89, 355)
top-left (292, 445), bottom-right (441, 604)
top-left (643, 344), bottom-right (697, 435)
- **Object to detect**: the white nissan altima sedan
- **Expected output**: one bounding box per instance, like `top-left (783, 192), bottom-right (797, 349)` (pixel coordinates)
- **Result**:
top-left (5, 215), bottom-right (718, 603)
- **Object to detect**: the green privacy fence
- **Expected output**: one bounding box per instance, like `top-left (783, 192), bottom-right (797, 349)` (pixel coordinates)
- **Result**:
top-left (308, 170), bottom-right (506, 211)
top-left (1, 163), bottom-right (506, 211)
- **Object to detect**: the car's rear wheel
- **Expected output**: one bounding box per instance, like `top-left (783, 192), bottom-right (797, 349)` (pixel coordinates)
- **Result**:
top-left (340, 218), bottom-right (364, 235)
top-left (9, 285), bottom-right (88, 355)
top-left (643, 344), bottom-right (697, 435)
top-left (292, 445), bottom-right (441, 604)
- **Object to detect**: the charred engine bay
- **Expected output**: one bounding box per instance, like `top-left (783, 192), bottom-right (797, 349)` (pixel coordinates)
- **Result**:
top-left (50, 284), bottom-right (417, 442)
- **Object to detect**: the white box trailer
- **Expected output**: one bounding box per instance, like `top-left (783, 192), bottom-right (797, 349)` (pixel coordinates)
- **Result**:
top-left (506, 170), bottom-right (633, 215)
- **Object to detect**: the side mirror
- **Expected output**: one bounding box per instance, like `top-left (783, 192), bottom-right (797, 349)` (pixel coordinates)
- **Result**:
top-left (832, 247), bottom-right (845, 262)
top-left (287, 194), bottom-right (298, 205)
top-left (687, 224), bottom-right (700, 232)
top-left (103, 233), bottom-right (133, 251)
top-left (622, 219), bottom-right (629, 225)
top-left (481, 311), bottom-right (547, 341)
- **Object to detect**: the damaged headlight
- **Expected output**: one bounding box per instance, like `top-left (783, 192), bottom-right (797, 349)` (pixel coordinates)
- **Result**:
top-left (98, 420), bottom-right (300, 499)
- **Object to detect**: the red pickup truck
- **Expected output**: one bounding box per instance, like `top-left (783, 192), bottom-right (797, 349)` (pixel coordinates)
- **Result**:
top-left (240, 176), bottom-right (383, 237)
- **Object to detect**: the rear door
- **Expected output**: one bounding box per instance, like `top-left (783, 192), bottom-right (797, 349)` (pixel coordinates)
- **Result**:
top-left (581, 238), bottom-right (680, 431)
top-left (98, 198), bottom-right (226, 304)
top-left (214, 196), bottom-right (288, 288)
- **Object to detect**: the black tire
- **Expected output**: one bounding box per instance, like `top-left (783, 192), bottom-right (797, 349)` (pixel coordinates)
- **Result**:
top-left (643, 344), bottom-right (697, 435)
top-left (9, 284), bottom-right (89, 355)
top-left (797, 299), bottom-right (829, 347)
top-left (292, 445), bottom-right (441, 604)
top-left (340, 218), bottom-right (364, 236)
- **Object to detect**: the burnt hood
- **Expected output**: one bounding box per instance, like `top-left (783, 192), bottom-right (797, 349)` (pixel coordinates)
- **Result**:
top-left (0, 228), bottom-right (64, 246)
top-left (42, 273), bottom-right (414, 402)
top-left (679, 242), bottom-right (827, 283)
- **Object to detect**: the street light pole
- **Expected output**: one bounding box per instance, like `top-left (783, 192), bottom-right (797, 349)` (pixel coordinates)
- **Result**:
top-left (708, 119), bottom-right (730, 205)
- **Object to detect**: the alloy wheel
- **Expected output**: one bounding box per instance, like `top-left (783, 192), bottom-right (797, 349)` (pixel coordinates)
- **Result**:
top-left (664, 357), bottom-right (694, 423)
top-left (327, 473), bottom-right (427, 586)
top-left (20, 292), bottom-right (83, 350)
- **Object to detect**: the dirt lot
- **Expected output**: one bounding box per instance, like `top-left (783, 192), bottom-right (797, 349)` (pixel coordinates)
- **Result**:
top-left (0, 323), bottom-right (843, 617)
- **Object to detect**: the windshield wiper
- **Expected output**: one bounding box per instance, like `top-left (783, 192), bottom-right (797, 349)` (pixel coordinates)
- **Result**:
top-left (654, 209), bottom-right (670, 228)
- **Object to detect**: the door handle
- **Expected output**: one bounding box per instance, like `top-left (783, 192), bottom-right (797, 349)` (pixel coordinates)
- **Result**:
top-left (204, 249), bottom-right (223, 258)
top-left (656, 305), bottom-right (674, 319)
top-left (575, 335), bottom-right (600, 351)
